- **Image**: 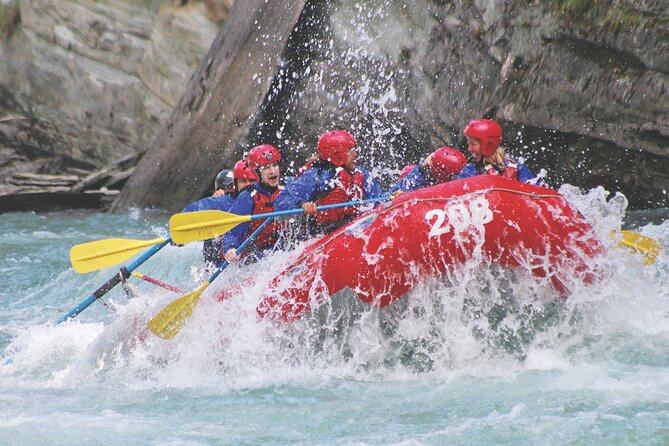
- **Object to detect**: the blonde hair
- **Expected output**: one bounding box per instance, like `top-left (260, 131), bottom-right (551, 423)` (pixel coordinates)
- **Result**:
top-left (306, 152), bottom-right (320, 163)
top-left (483, 147), bottom-right (506, 167)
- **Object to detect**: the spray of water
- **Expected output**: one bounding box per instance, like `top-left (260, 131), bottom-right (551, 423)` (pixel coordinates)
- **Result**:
top-left (2, 186), bottom-right (666, 395)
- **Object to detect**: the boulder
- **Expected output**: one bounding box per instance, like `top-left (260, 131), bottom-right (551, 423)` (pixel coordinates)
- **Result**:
top-left (111, 0), bottom-right (308, 212)
top-left (1, 0), bottom-right (667, 211)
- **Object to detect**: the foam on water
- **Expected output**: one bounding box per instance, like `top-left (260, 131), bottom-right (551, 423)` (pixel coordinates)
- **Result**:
top-left (3, 1), bottom-right (667, 440)
top-left (2, 189), bottom-right (669, 444)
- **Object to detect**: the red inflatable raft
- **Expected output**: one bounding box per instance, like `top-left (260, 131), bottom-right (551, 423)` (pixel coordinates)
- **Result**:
top-left (256, 175), bottom-right (603, 323)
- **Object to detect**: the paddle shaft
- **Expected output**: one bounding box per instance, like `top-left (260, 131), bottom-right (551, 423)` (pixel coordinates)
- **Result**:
top-left (179, 196), bottom-right (391, 231)
top-left (210, 216), bottom-right (275, 282)
top-left (132, 272), bottom-right (184, 293)
top-left (250, 195), bottom-right (391, 222)
top-left (147, 218), bottom-right (274, 339)
top-left (170, 196), bottom-right (393, 244)
top-left (56, 238), bottom-right (171, 324)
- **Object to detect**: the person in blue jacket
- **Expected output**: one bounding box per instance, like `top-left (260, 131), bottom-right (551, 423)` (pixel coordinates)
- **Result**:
top-left (275, 129), bottom-right (385, 236)
top-left (182, 160), bottom-right (258, 266)
top-left (182, 170), bottom-right (234, 214)
top-left (399, 163), bottom-right (417, 180)
top-left (390, 146), bottom-right (467, 194)
top-left (223, 144), bottom-right (286, 264)
top-left (457, 119), bottom-right (536, 182)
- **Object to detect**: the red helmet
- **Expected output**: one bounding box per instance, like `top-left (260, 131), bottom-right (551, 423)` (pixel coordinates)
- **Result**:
top-left (399, 164), bottom-right (417, 179)
top-left (232, 160), bottom-right (258, 181)
top-left (464, 119), bottom-right (502, 156)
top-left (247, 144), bottom-right (281, 170)
top-left (317, 130), bottom-right (356, 167)
top-left (429, 147), bottom-right (467, 183)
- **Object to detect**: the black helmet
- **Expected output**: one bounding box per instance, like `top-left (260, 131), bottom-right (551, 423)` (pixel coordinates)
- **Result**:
top-left (214, 169), bottom-right (234, 190)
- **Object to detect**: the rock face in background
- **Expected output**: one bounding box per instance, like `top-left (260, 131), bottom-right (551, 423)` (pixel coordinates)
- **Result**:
top-left (251, 0), bottom-right (669, 208)
top-left (111, 0), bottom-right (308, 213)
top-left (0, 0), bottom-right (227, 210)
top-left (1, 0), bottom-right (668, 212)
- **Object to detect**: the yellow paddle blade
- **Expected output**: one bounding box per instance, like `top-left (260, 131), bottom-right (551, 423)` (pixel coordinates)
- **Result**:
top-left (70, 237), bottom-right (166, 273)
top-left (169, 210), bottom-right (252, 244)
top-left (147, 281), bottom-right (210, 340)
top-left (614, 230), bottom-right (662, 265)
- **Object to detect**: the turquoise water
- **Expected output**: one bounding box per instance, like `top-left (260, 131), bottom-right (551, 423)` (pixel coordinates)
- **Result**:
top-left (2, 187), bottom-right (669, 445)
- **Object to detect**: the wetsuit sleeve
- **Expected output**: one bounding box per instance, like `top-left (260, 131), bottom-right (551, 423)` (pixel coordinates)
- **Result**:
top-left (182, 195), bottom-right (235, 213)
top-left (360, 167), bottom-right (385, 199)
top-left (209, 195), bottom-right (235, 211)
top-left (223, 191), bottom-right (254, 252)
top-left (275, 169), bottom-right (320, 211)
top-left (457, 163), bottom-right (479, 179)
top-left (388, 165), bottom-right (430, 194)
top-left (182, 198), bottom-right (206, 213)
top-left (516, 162), bottom-right (536, 183)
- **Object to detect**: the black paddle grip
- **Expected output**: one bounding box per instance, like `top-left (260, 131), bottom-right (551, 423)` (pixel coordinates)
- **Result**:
top-left (92, 267), bottom-right (130, 300)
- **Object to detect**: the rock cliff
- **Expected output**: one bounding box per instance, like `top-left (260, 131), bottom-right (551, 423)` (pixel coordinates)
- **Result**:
top-left (249, 0), bottom-right (669, 209)
top-left (0, 0), bottom-right (227, 210)
top-left (1, 0), bottom-right (667, 212)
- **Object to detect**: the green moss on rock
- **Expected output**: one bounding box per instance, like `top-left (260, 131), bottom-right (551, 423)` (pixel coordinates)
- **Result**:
top-left (553, 0), bottom-right (665, 31)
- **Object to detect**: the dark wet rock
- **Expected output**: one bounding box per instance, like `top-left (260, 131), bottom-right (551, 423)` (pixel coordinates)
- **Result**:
top-left (0, 154), bottom-right (134, 213)
top-left (0, 191), bottom-right (111, 213)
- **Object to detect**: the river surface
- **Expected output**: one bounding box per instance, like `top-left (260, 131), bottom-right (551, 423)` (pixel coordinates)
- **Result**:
top-left (1, 186), bottom-right (669, 445)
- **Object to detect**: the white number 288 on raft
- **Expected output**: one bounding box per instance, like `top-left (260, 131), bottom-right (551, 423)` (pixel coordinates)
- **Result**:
top-left (425, 195), bottom-right (494, 238)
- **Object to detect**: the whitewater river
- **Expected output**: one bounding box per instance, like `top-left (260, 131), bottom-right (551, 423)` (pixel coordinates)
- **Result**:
top-left (1, 186), bottom-right (669, 445)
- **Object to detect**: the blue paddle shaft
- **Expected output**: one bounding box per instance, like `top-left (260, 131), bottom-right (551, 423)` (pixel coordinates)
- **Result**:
top-left (208, 198), bottom-right (390, 289)
top-left (58, 197), bottom-right (386, 324)
top-left (55, 238), bottom-right (170, 324)
top-left (247, 196), bottom-right (391, 222)
top-left (209, 217), bottom-right (274, 283)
